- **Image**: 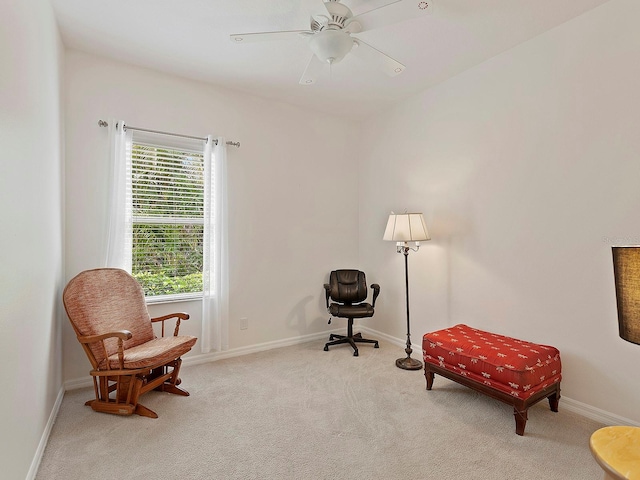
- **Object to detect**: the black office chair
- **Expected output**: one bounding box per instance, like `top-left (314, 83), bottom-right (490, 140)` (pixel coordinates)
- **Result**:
top-left (323, 269), bottom-right (380, 356)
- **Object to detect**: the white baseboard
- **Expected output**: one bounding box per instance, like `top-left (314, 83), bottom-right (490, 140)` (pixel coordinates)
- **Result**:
top-left (64, 376), bottom-right (93, 391)
top-left (27, 386), bottom-right (65, 480)
top-left (561, 396), bottom-right (640, 427)
top-left (182, 329), bottom-right (341, 367)
top-left (358, 325), bottom-right (406, 348)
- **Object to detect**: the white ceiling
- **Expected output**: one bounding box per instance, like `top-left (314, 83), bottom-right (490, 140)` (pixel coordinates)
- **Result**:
top-left (51, 0), bottom-right (611, 120)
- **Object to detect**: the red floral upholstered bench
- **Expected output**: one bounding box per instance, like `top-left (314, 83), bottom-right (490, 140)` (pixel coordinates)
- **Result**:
top-left (422, 324), bottom-right (561, 436)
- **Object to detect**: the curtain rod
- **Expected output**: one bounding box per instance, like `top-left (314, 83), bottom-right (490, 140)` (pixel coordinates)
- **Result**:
top-left (97, 120), bottom-right (240, 148)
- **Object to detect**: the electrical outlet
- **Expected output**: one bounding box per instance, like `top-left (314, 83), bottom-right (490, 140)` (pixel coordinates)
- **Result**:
top-left (240, 317), bottom-right (248, 330)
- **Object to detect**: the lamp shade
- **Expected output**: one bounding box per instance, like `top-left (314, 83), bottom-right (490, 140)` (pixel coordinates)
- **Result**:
top-left (383, 213), bottom-right (430, 242)
top-left (612, 246), bottom-right (640, 345)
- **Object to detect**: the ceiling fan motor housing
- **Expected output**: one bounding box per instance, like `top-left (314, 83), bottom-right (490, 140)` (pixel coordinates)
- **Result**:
top-left (324, 1), bottom-right (353, 29)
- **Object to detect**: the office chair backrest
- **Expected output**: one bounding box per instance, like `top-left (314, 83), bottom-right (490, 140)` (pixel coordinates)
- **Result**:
top-left (328, 269), bottom-right (368, 304)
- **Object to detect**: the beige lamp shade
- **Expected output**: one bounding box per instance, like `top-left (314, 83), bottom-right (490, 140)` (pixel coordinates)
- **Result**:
top-left (612, 246), bottom-right (640, 345)
top-left (383, 213), bottom-right (430, 242)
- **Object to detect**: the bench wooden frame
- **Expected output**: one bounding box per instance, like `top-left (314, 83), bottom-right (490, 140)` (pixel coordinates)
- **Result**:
top-left (424, 361), bottom-right (561, 436)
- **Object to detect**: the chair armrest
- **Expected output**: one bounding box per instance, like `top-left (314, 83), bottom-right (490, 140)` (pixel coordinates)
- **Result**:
top-left (370, 284), bottom-right (380, 308)
top-left (77, 330), bottom-right (132, 344)
top-left (77, 330), bottom-right (132, 370)
top-left (151, 312), bottom-right (190, 337)
top-left (323, 284), bottom-right (331, 310)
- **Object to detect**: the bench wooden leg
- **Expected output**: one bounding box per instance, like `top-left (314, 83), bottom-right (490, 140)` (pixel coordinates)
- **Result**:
top-left (514, 408), bottom-right (528, 436)
top-left (548, 391), bottom-right (560, 412)
top-left (425, 370), bottom-right (434, 390)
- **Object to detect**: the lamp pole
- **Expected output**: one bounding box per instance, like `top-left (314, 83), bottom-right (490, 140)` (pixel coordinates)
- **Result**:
top-left (383, 211), bottom-right (429, 371)
top-left (396, 243), bottom-right (422, 370)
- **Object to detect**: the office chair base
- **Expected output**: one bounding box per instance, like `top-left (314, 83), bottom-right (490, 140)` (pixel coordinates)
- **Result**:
top-left (324, 332), bottom-right (379, 357)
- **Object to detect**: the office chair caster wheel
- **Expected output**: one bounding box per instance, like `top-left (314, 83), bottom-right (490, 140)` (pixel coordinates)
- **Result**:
top-left (329, 334), bottom-right (335, 341)
top-left (324, 345), bottom-right (329, 352)
top-left (374, 342), bottom-right (379, 348)
top-left (353, 350), bottom-right (359, 357)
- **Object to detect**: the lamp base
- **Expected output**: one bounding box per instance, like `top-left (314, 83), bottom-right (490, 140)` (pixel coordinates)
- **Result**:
top-left (395, 356), bottom-right (423, 370)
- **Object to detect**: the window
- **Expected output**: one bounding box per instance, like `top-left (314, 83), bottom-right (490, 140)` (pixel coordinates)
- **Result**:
top-left (131, 142), bottom-right (205, 300)
top-left (107, 121), bottom-right (228, 353)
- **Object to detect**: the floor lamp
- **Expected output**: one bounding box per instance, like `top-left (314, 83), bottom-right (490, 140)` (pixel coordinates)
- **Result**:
top-left (384, 212), bottom-right (430, 370)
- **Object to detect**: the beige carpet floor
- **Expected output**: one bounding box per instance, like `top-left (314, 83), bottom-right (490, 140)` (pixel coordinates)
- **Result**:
top-left (36, 339), bottom-right (605, 479)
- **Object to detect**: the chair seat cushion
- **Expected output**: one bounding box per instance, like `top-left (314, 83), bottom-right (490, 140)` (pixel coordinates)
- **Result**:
top-left (423, 324), bottom-right (561, 400)
top-left (329, 302), bottom-right (374, 318)
top-left (104, 335), bottom-right (197, 370)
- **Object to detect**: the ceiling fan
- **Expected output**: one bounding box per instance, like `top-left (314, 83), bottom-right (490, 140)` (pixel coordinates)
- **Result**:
top-left (230, 0), bottom-right (433, 85)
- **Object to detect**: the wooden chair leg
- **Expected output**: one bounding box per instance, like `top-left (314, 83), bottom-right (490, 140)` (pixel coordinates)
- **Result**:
top-left (154, 358), bottom-right (189, 395)
top-left (116, 375), bottom-right (133, 403)
top-left (130, 375), bottom-right (144, 406)
top-left (99, 376), bottom-right (110, 401)
top-left (86, 376), bottom-right (114, 408)
top-left (169, 358), bottom-right (182, 386)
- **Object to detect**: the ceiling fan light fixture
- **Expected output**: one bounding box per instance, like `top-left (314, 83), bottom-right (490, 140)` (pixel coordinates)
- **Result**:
top-left (309, 29), bottom-right (354, 64)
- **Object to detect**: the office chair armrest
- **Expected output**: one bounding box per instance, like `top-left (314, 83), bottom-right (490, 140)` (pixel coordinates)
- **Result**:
top-left (371, 284), bottom-right (380, 307)
top-left (323, 283), bottom-right (331, 309)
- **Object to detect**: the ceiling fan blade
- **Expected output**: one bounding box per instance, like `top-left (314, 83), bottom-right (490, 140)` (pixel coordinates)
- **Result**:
top-left (230, 30), bottom-right (312, 43)
top-left (347, 0), bottom-right (433, 33)
top-left (299, 55), bottom-right (326, 85)
top-left (344, 20), bottom-right (362, 34)
top-left (351, 39), bottom-right (405, 76)
top-left (322, 1), bottom-right (352, 18)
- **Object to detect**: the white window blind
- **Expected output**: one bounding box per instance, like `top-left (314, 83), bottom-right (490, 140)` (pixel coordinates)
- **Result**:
top-left (131, 141), bottom-right (205, 299)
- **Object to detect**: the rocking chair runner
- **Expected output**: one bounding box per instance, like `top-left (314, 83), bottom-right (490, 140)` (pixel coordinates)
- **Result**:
top-left (63, 268), bottom-right (198, 418)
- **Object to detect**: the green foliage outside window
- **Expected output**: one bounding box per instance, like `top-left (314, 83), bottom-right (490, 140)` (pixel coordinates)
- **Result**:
top-left (132, 270), bottom-right (203, 297)
top-left (131, 144), bottom-right (205, 297)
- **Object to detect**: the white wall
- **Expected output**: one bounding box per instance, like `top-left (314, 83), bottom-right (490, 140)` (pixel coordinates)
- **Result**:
top-left (358, 0), bottom-right (640, 424)
top-left (64, 51), bottom-right (361, 382)
top-left (0, 0), bottom-right (65, 477)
